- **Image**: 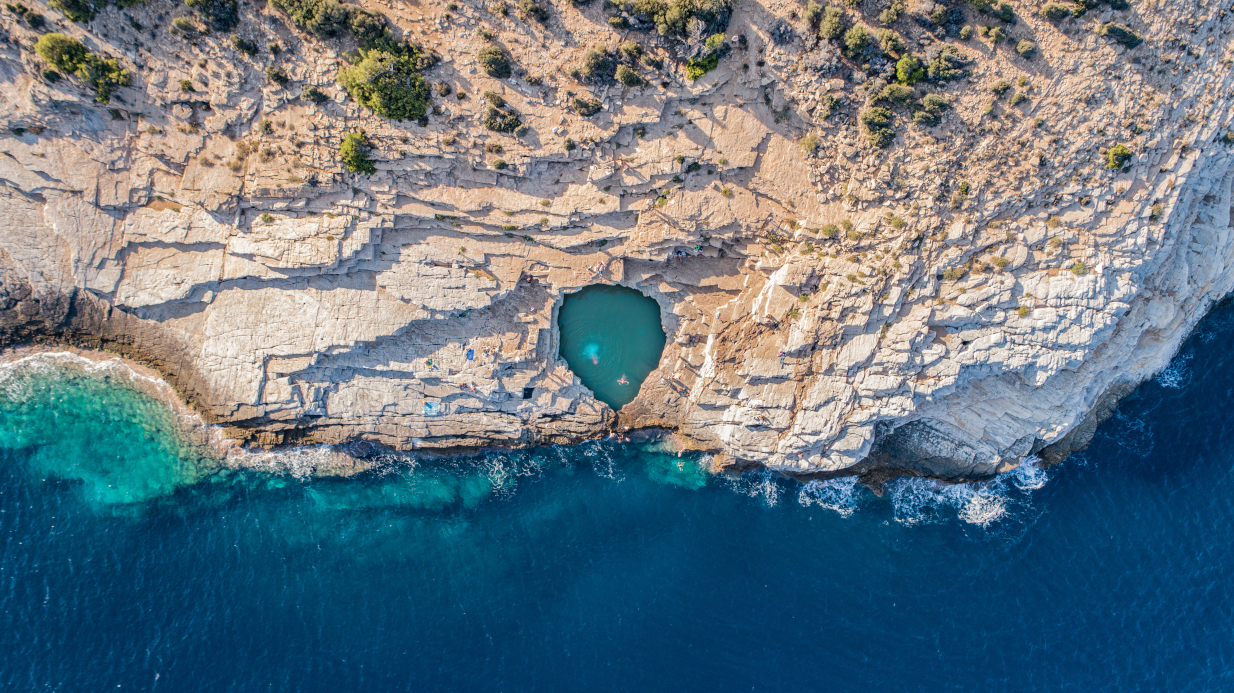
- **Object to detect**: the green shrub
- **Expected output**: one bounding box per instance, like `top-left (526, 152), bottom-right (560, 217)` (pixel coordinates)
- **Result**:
top-left (580, 45), bottom-right (617, 82)
top-left (942, 267), bottom-right (961, 281)
top-left (1096, 22), bottom-right (1142, 48)
top-left (348, 9), bottom-right (399, 49)
top-left (571, 95), bottom-right (602, 116)
top-left (492, 159), bottom-right (508, 169)
top-left (1017, 305), bottom-right (1030, 317)
top-left (1015, 39), bottom-right (1036, 58)
top-left (266, 66), bottom-right (289, 86)
top-left (959, 25), bottom-right (972, 40)
top-left (878, 0), bottom-right (903, 24)
top-left (819, 6), bottom-right (847, 39)
top-left (479, 45), bottom-right (512, 77)
top-left (180, 79), bottom-right (195, 92)
top-left (877, 28), bottom-right (903, 54)
top-left (799, 132), bottom-right (819, 153)
top-left (339, 131), bottom-right (376, 174)
top-left (484, 104), bottom-right (522, 131)
top-left (1009, 92), bottom-right (1027, 106)
top-left (819, 223), bottom-right (838, 238)
top-left (859, 107), bottom-right (895, 148)
top-left (49, 0), bottom-right (93, 22)
top-left (338, 48), bottom-right (431, 121)
top-left (271, 0), bottom-right (348, 36)
top-left (185, 0), bottom-right (240, 32)
top-left (1107, 143), bottom-right (1132, 169)
top-left (35, 33), bottom-right (131, 103)
top-left (34, 33), bottom-right (87, 72)
top-left (927, 45), bottom-right (968, 81)
top-left (629, 0), bottom-right (732, 39)
top-left (231, 36), bottom-right (260, 55)
top-left (483, 91), bottom-right (506, 107)
top-left (920, 93), bottom-right (948, 114)
top-left (302, 85), bottom-right (329, 103)
top-left (685, 49), bottom-right (720, 80)
top-left (875, 82), bottom-right (915, 107)
top-left (620, 40), bottom-right (643, 60)
top-left (519, 0), bottom-right (549, 21)
top-left (805, 0), bottom-right (822, 26)
top-left (616, 64), bottom-right (645, 86)
top-left (990, 80), bottom-right (1011, 96)
top-left (564, 137), bottom-right (577, 151)
top-left (893, 55), bottom-right (922, 85)
top-left (172, 16), bottom-right (198, 34)
top-left (1070, 260), bottom-right (1087, 276)
top-left (76, 55), bottom-right (131, 103)
top-left (1040, 3), bottom-right (1070, 20)
top-left (608, 15), bottom-right (628, 28)
top-left (995, 1), bottom-right (1014, 23)
top-left (257, 119), bottom-right (273, 135)
top-left (986, 26), bottom-right (1006, 42)
top-left (842, 25), bottom-right (872, 56)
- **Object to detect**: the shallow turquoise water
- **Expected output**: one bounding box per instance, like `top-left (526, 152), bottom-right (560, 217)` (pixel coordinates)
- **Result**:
top-left (557, 284), bottom-right (666, 409)
top-left (2, 301), bottom-right (1234, 690)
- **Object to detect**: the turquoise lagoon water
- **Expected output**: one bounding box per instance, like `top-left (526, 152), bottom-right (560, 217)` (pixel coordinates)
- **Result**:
top-left (3, 302), bottom-right (1234, 690)
top-left (557, 284), bottom-right (666, 409)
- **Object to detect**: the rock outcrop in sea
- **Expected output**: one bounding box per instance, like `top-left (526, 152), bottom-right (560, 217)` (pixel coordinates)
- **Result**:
top-left (0, 0), bottom-right (1229, 484)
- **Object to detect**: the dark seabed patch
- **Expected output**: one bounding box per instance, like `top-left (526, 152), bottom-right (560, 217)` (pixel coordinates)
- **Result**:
top-left (2, 303), bottom-right (1234, 691)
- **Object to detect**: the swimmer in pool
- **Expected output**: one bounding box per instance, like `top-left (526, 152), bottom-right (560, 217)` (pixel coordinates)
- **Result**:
top-left (582, 342), bottom-right (601, 365)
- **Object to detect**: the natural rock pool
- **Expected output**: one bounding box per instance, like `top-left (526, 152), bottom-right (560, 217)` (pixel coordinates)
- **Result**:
top-left (557, 284), bottom-right (666, 410)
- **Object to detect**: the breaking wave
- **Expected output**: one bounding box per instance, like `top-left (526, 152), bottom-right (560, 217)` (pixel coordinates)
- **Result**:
top-left (1155, 348), bottom-right (1193, 389)
top-left (881, 459), bottom-right (1053, 527)
top-left (797, 476), bottom-right (861, 517)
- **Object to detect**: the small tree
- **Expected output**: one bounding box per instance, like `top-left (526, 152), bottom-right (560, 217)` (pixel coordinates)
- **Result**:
top-left (35, 33), bottom-right (87, 73)
top-left (843, 25), bottom-right (872, 57)
top-left (859, 107), bottom-right (895, 148)
top-left (340, 131), bottom-right (376, 174)
top-left (1039, 3), bottom-right (1070, 20)
top-left (478, 46), bottom-right (512, 77)
top-left (819, 6), bottom-right (847, 39)
top-left (1107, 143), bottom-right (1133, 169)
top-left (615, 64), bottom-right (645, 87)
top-left (49, 0), bottom-right (94, 22)
top-left (895, 54), bottom-right (923, 84)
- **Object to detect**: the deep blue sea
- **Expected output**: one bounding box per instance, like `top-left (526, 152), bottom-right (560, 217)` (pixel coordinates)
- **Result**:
top-left (3, 304), bottom-right (1234, 692)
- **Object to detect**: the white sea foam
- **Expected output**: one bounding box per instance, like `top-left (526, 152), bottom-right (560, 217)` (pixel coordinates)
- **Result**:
top-left (1155, 349), bottom-right (1193, 389)
top-left (1009, 457), bottom-right (1050, 491)
top-left (881, 460), bottom-right (1055, 528)
top-left (797, 477), bottom-right (860, 517)
top-left (226, 445), bottom-right (343, 479)
top-left (724, 467), bottom-right (783, 507)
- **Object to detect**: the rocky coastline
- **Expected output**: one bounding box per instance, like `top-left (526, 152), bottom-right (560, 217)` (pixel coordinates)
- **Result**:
top-left (1, 0), bottom-right (1231, 482)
